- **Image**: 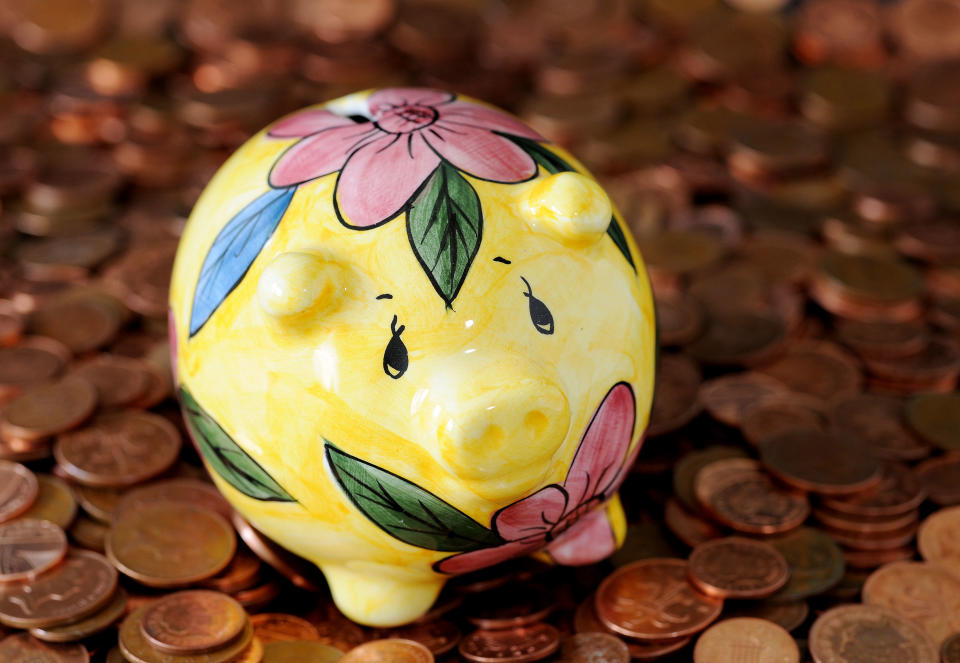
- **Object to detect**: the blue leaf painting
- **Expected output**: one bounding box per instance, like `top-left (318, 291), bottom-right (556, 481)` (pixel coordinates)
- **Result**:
top-left (189, 187), bottom-right (296, 337)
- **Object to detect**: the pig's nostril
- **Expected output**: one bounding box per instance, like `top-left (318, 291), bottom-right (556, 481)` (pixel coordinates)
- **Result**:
top-left (479, 424), bottom-right (505, 448)
top-left (524, 410), bottom-right (549, 438)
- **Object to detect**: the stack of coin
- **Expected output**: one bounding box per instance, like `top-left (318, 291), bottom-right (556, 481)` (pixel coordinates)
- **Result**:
top-left (2, 0), bottom-right (960, 661)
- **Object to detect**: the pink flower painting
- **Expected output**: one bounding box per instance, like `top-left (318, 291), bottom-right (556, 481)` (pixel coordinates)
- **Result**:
top-left (267, 88), bottom-right (544, 229)
top-left (435, 382), bottom-right (639, 573)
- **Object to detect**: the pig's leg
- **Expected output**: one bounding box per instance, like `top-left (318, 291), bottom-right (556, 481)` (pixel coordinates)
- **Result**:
top-left (323, 563), bottom-right (445, 627)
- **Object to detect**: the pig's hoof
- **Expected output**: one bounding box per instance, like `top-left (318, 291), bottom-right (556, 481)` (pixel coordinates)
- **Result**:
top-left (322, 564), bottom-right (445, 627)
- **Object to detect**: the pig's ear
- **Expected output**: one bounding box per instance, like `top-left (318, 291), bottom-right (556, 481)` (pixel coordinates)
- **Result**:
top-left (256, 251), bottom-right (342, 318)
top-left (519, 172), bottom-right (612, 246)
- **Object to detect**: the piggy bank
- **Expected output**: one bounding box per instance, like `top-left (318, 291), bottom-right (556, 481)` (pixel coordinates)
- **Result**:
top-left (169, 88), bottom-right (655, 626)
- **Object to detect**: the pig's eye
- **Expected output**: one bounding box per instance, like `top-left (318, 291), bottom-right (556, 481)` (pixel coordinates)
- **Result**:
top-left (521, 277), bottom-right (554, 335)
top-left (383, 315), bottom-right (408, 379)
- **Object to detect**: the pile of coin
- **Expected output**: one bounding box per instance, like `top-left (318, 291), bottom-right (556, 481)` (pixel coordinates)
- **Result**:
top-left (2, 0), bottom-right (960, 661)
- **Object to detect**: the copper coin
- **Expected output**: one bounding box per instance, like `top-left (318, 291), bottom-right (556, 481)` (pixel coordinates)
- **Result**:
top-left (830, 394), bottom-right (932, 462)
top-left (119, 605), bottom-right (253, 663)
top-left (558, 633), bottom-right (628, 663)
top-left (465, 583), bottom-right (552, 629)
top-left (1, 375), bottom-right (96, 442)
top-left (673, 446), bottom-right (748, 512)
top-left (141, 590), bottom-right (247, 655)
top-left (201, 547), bottom-right (262, 594)
top-left (229, 638), bottom-right (264, 663)
top-left (573, 594), bottom-right (691, 661)
top-left (70, 355), bottom-right (151, 409)
top-left (0, 518), bottom-right (67, 582)
top-left (810, 604), bottom-right (938, 663)
top-left (687, 537), bottom-right (789, 599)
top-left (943, 633), bottom-right (960, 663)
top-left (915, 454), bottom-right (960, 506)
top-left (760, 428), bottom-right (881, 495)
top-left (595, 558), bottom-right (722, 640)
top-left (723, 599), bottom-right (808, 633)
top-left (0, 634), bottom-right (89, 663)
top-left (647, 353), bottom-right (702, 437)
top-left (0, 461), bottom-right (38, 523)
top-left (107, 503), bottom-right (235, 587)
top-left (263, 640), bottom-right (345, 662)
top-left (55, 411), bottom-right (181, 487)
top-left (72, 484), bottom-right (124, 523)
top-left (694, 458), bottom-right (810, 535)
top-left (918, 506), bottom-right (960, 572)
top-left (844, 545), bottom-right (916, 571)
top-left (250, 613), bottom-right (320, 646)
top-left (863, 561), bottom-right (960, 645)
top-left (231, 513), bottom-right (325, 592)
top-left (906, 393), bottom-right (960, 452)
top-left (307, 603), bottom-right (367, 653)
top-left (655, 292), bottom-right (703, 347)
top-left (757, 342), bottom-right (862, 404)
top-left (376, 620), bottom-right (461, 656)
top-left (664, 497), bottom-right (723, 548)
top-left (814, 506), bottom-right (919, 535)
top-left (0, 345), bottom-right (66, 399)
top-left (459, 625), bottom-right (559, 663)
top-left (699, 372), bottom-right (789, 427)
top-left (766, 527), bottom-right (844, 601)
top-left (823, 462), bottom-right (925, 517)
top-left (114, 478), bottom-right (232, 523)
top-left (29, 587), bottom-right (127, 643)
top-left (687, 310), bottom-right (786, 366)
top-left (694, 617), bottom-right (798, 663)
top-left (741, 396), bottom-right (826, 449)
top-left (0, 549), bottom-right (117, 629)
top-left (19, 474), bottom-right (78, 529)
top-left (340, 638), bottom-right (433, 663)
top-left (822, 519), bottom-right (919, 551)
top-left (29, 291), bottom-right (125, 355)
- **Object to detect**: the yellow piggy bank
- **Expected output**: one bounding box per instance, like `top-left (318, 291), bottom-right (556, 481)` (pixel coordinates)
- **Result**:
top-left (169, 88), bottom-right (656, 626)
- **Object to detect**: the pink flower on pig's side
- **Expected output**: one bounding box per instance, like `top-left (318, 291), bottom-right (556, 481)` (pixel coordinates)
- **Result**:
top-left (435, 382), bottom-right (639, 574)
top-left (267, 88), bottom-right (544, 229)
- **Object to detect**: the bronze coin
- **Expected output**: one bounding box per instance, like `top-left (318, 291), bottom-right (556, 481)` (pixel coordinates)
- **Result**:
top-left (0, 345), bottom-right (67, 400)
top-left (119, 604), bottom-right (253, 663)
top-left (250, 613), bottom-right (320, 646)
top-left (72, 484), bottom-right (125, 523)
top-left (595, 558), bottom-right (722, 640)
top-left (844, 545), bottom-right (916, 571)
top-left (757, 342), bottom-right (862, 404)
top-left (654, 292), bottom-right (703, 347)
top-left (70, 354), bottom-right (151, 409)
top-left (375, 620), bottom-right (461, 656)
top-left (687, 310), bottom-right (786, 366)
top-left (29, 587), bottom-right (127, 643)
top-left (687, 536), bottom-right (789, 599)
top-left (694, 458), bottom-right (810, 535)
top-left (693, 617), bottom-right (799, 663)
top-left (823, 519), bottom-right (919, 551)
top-left (814, 506), bottom-right (919, 535)
top-left (766, 527), bottom-right (844, 601)
top-left (106, 503), bottom-right (236, 587)
top-left (340, 638), bottom-right (433, 663)
top-left (0, 461), bottom-right (38, 523)
top-left (831, 394), bottom-right (932, 462)
top-left (465, 583), bottom-right (552, 629)
top-left (906, 393), bottom-right (960, 452)
top-left (68, 515), bottom-right (108, 553)
top-left (229, 638), bottom-right (264, 663)
top-left (1, 375), bottom-right (97, 442)
top-left (55, 411), bottom-right (181, 487)
top-left (664, 497), bottom-right (723, 548)
top-left (0, 633), bottom-right (89, 663)
top-left (573, 594), bottom-right (691, 661)
top-left (863, 562), bottom-right (960, 645)
top-left (760, 428), bottom-right (881, 495)
top-left (0, 518), bottom-right (67, 582)
top-left (943, 633), bottom-right (960, 663)
top-left (918, 506), bottom-right (960, 572)
top-left (19, 474), bottom-right (78, 529)
top-left (201, 547), bottom-right (262, 594)
top-left (647, 353), bottom-right (702, 437)
top-left (823, 462), bottom-right (925, 517)
top-left (263, 640), bottom-right (344, 663)
top-left (0, 549), bottom-right (117, 629)
top-left (113, 478), bottom-right (232, 523)
top-left (307, 602), bottom-right (367, 653)
top-left (673, 446), bottom-right (748, 512)
top-left (741, 396), bottom-right (826, 449)
top-left (809, 604), bottom-right (937, 663)
top-left (699, 372), bottom-right (789, 427)
top-left (915, 454), bottom-right (960, 506)
top-left (141, 590), bottom-right (247, 655)
top-left (29, 291), bottom-right (125, 355)
top-left (723, 599), bottom-right (809, 633)
top-left (231, 513), bottom-right (325, 592)
top-left (558, 633), bottom-right (628, 663)
top-left (459, 625), bottom-right (559, 663)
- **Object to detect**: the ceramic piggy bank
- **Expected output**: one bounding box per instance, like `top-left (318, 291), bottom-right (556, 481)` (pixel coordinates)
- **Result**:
top-left (169, 88), bottom-right (656, 626)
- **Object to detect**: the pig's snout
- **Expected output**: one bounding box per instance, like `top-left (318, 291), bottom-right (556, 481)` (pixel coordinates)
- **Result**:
top-left (414, 355), bottom-right (570, 501)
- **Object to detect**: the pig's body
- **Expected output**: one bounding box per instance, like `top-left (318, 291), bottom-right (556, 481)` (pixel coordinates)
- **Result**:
top-left (170, 88), bottom-right (656, 626)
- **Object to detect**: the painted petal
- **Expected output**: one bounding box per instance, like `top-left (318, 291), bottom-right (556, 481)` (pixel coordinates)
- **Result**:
top-left (606, 433), bottom-right (645, 496)
top-left (427, 123), bottom-right (536, 182)
top-left (439, 102), bottom-right (545, 141)
top-left (492, 485), bottom-right (567, 541)
top-left (268, 109), bottom-right (355, 138)
top-left (546, 507), bottom-right (616, 566)
top-left (434, 538), bottom-right (542, 575)
top-left (268, 124), bottom-right (380, 187)
top-left (335, 132), bottom-right (440, 228)
top-left (563, 383), bottom-right (636, 507)
top-left (368, 88), bottom-right (454, 114)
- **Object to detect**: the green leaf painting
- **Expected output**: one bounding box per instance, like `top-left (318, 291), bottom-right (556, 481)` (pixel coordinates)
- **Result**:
top-left (407, 163), bottom-right (483, 308)
top-left (507, 135), bottom-right (637, 271)
top-left (325, 443), bottom-right (504, 552)
top-left (180, 388), bottom-right (296, 502)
